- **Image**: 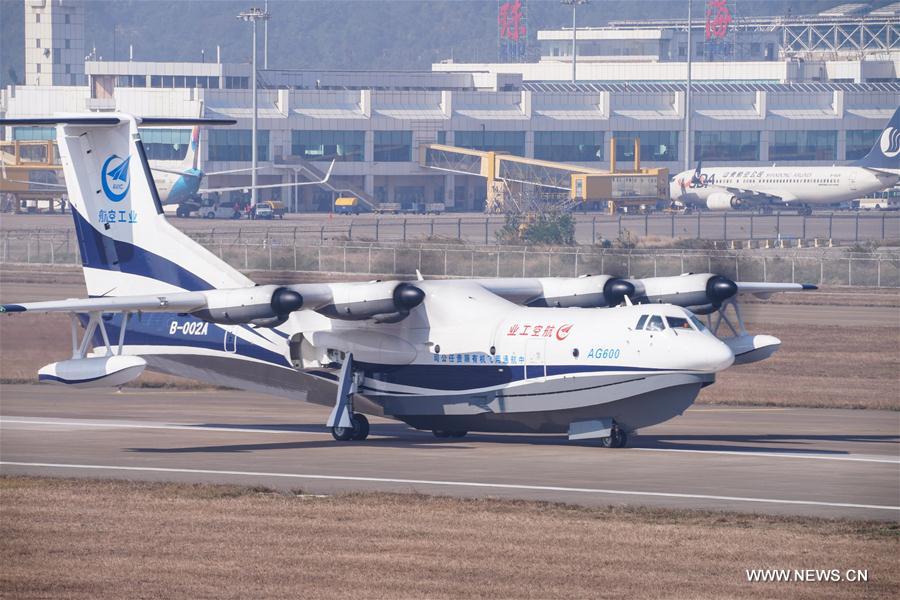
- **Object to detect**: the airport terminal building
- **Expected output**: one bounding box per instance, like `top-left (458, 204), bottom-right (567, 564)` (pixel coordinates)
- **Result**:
top-left (1, 1), bottom-right (899, 212)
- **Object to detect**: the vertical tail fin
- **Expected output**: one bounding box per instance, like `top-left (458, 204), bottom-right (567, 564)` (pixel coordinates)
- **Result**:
top-left (1, 115), bottom-right (249, 296)
top-left (856, 106), bottom-right (900, 170)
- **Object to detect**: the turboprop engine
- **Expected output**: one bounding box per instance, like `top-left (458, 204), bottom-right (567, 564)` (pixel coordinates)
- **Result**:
top-left (192, 285), bottom-right (305, 328)
top-left (627, 273), bottom-right (738, 313)
top-left (706, 192), bottom-right (742, 211)
top-left (192, 281), bottom-right (426, 327)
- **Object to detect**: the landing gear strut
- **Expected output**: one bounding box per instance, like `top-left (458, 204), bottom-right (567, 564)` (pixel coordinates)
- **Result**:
top-left (327, 352), bottom-right (370, 441)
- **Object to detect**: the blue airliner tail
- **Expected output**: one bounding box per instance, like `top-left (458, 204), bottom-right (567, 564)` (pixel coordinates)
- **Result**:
top-left (856, 106), bottom-right (900, 170)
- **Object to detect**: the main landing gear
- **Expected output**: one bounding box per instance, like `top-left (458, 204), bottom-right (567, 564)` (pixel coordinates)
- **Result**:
top-left (327, 352), bottom-right (370, 441)
top-left (599, 426), bottom-right (628, 448)
top-left (332, 413), bottom-right (370, 441)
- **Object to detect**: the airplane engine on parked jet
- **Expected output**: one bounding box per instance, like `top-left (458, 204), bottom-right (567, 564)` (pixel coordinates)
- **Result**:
top-left (706, 192), bottom-right (742, 211)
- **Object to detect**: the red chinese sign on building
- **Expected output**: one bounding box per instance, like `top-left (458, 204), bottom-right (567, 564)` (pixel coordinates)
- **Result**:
top-left (499, 0), bottom-right (526, 42)
top-left (705, 0), bottom-right (732, 41)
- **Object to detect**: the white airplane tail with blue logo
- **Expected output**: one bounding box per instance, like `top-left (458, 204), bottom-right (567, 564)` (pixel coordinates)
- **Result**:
top-left (856, 106), bottom-right (900, 172)
top-left (5, 114), bottom-right (249, 297)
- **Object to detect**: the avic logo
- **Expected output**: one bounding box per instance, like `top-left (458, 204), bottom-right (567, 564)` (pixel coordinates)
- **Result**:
top-left (101, 154), bottom-right (131, 202)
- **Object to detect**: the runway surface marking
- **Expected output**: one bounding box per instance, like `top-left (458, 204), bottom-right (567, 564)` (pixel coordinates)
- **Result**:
top-left (2, 417), bottom-right (897, 464)
top-left (2, 461), bottom-right (898, 513)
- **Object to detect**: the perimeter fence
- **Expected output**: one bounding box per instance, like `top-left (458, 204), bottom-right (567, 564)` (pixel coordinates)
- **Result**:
top-left (2, 230), bottom-right (898, 288)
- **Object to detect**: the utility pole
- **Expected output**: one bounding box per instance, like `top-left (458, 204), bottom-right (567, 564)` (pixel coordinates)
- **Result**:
top-left (237, 7), bottom-right (269, 210)
top-left (561, 0), bottom-right (588, 83)
top-left (264, 0), bottom-right (269, 69)
top-left (684, 0), bottom-right (693, 171)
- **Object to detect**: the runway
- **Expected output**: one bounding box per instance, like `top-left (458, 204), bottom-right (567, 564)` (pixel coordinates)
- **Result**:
top-left (1, 385), bottom-right (897, 520)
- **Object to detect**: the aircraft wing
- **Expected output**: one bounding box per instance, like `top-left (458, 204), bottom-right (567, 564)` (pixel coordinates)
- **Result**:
top-left (199, 159), bottom-right (335, 194)
top-left (736, 281), bottom-right (817, 299)
top-left (1, 292), bottom-right (208, 314)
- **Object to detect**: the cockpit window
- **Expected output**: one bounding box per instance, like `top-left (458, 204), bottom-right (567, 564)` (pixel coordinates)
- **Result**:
top-left (646, 315), bottom-right (665, 332)
top-left (666, 316), bottom-right (692, 330)
top-left (636, 315), bottom-right (648, 330)
top-left (689, 315), bottom-right (708, 332)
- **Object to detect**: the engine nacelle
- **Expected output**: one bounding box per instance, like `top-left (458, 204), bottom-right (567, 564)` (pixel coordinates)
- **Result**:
top-left (525, 275), bottom-right (613, 308)
top-left (315, 281), bottom-right (425, 322)
top-left (630, 273), bottom-right (738, 309)
top-left (706, 192), bottom-right (742, 211)
top-left (193, 285), bottom-right (304, 327)
top-left (38, 355), bottom-right (146, 388)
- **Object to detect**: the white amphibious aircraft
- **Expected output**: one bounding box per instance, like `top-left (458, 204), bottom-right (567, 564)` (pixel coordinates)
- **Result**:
top-left (0, 115), bottom-right (815, 448)
top-left (670, 106), bottom-right (900, 214)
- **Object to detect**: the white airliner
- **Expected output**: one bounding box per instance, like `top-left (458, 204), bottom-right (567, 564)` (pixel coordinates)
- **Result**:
top-left (671, 106), bottom-right (900, 214)
top-left (0, 114), bottom-right (814, 448)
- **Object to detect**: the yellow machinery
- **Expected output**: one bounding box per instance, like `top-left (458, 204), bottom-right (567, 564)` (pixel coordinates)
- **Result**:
top-left (0, 140), bottom-right (66, 213)
top-left (419, 138), bottom-right (668, 215)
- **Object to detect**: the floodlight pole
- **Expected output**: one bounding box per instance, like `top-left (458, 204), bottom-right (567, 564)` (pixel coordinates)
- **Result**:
top-left (238, 7), bottom-right (269, 210)
top-left (684, 0), bottom-right (693, 171)
top-left (562, 0), bottom-right (588, 83)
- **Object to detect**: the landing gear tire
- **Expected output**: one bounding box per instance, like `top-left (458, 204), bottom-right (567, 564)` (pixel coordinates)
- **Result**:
top-left (175, 205), bottom-right (189, 218)
top-left (432, 429), bottom-right (451, 438)
top-left (600, 428), bottom-right (628, 448)
top-left (332, 413), bottom-right (370, 441)
top-left (351, 413), bottom-right (370, 441)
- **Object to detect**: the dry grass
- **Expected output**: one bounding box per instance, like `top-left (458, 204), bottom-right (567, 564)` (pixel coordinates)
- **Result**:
top-left (1, 476), bottom-right (897, 600)
top-left (698, 322), bottom-right (900, 410)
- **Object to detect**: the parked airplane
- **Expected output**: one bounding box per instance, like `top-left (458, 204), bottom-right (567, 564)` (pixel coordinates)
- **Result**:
top-left (670, 106), bottom-right (900, 214)
top-left (0, 114), bottom-right (814, 448)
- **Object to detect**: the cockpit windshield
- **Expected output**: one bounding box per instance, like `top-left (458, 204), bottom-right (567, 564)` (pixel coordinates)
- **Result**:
top-left (666, 316), bottom-right (692, 330)
top-left (645, 315), bottom-right (665, 331)
top-left (689, 315), bottom-right (708, 332)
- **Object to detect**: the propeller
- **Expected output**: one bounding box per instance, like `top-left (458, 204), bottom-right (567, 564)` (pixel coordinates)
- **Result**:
top-left (603, 278), bottom-right (636, 307)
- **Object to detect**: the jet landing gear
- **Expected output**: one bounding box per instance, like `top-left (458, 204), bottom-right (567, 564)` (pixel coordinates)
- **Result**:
top-left (327, 352), bottom-right (370, 441)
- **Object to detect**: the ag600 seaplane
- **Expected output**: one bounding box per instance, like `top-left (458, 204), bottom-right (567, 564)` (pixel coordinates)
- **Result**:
top-left (0, 115), bottom-right (815, 448)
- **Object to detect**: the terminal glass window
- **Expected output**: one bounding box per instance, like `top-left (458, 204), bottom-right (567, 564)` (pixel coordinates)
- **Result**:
top-left (695, 131), bottom-right (759, 161)
top-left (769, 130), bottom-right (837, 161)
top-left (208, 129), bottom-right (269, 162)
top-left (613, 131), bottom-right (679, 162)
top-left (534, 131), bottom-right (604, 162)
top-left (292, 130), bottom-right (365, 162)
top-left (454, 130), bottom-right (525, 156)
top-left (12, 127), bottom-right (56, 141)
top-left (374, 131), bottom-right (412, 162)
top-left (141, 129), bottom-right (191, 161)
top-left (846, 130), bottom-right (880, 161)
top-left (225, 76), bottom-right (249, 89)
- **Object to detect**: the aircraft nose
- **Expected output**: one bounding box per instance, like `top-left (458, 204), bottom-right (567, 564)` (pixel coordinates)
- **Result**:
top-left (691, 337), bottom-right (734, 372)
